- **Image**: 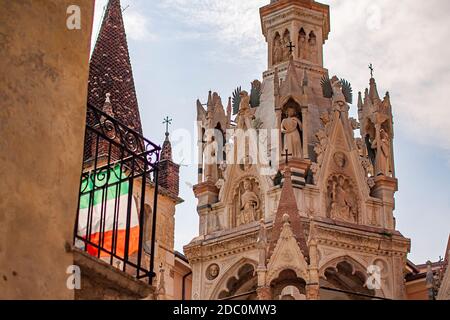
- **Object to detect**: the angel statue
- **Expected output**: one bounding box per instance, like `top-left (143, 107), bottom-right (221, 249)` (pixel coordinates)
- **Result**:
top-left (321, 75), bottom-right (353, 112)
top-left (232, 80), bottom-right (262, 115)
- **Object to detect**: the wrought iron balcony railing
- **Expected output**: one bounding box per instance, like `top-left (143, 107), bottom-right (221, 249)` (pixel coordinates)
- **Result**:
top-left (74, 104), bottom-right (161, 284)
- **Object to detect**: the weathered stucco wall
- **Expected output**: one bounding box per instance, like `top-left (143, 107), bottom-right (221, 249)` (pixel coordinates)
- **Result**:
top-left (0, 0), bottom-right (94, 299)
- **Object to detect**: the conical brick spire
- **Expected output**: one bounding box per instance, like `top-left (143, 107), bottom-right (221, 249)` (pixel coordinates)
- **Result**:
top-left (87, 0), bottom-right (142, 134)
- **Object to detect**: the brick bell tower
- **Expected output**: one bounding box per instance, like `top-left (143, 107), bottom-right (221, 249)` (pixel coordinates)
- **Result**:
top-left (159, 119), bottom-right (180, 198)
top-left (82, 0), bottom-right (184, 300)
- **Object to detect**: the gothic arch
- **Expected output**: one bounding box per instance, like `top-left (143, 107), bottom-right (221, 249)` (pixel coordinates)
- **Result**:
top-left (298, 28), bottom-right (307, 60)
top-left (272, 32), bottom-right (282, 65)
top-left (282, 29), bottom-right (291, 61)
top-left (210, 258), bottom-right (258, 300)
top-left (319, 255), bottom-right (385, 299)
top-left (270, 269), bottom-right (307, 300)
top-left (307, 31), bottom-right (318, 63)
top-left (319, 254), bottom-right (367, 278)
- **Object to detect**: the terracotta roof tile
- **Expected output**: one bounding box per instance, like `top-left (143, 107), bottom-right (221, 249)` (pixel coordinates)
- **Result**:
top-left (87, 0), bottom-right (142, 134)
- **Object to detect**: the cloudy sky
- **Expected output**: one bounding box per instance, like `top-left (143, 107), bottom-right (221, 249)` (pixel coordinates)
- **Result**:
top-left (92, 0), bottom-right (450, 263)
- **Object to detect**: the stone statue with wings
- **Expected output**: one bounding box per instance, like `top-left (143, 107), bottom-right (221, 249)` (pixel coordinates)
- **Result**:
top-left (321, 75), bottom-right (353, 108)
top-left (232, 80), bottom-right (262, 115)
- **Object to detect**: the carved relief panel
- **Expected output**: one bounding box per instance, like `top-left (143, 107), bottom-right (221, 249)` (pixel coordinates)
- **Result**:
top-left (326, 174), bottom-right (359, 224)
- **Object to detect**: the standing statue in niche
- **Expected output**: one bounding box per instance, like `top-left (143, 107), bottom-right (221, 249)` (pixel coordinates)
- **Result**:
top-left (273, 36), bottom-right (283, 65)
top-left (238, 180), bottom-right (260, 226)
top-left (215, 178), bottom-right (225, 202)
top-left (308, 33), bottom-right (318, 63)
top-left (371, 128), bottom-right (391, 176)
top-left (281, 106), bottom-right (303, 159)
top-left (282, 33), bottom-right (291, 61)
top-left (298, 30), bottom-right (307, 60)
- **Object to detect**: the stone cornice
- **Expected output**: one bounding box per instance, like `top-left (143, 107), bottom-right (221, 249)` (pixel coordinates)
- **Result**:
top-left (193, 181), bottom-right (219, 198)
top-left (263, 60), bottom-right (328, 79)
top-left (184, 216), bottom-right (410, 263)
top-left (314, 221), bottom-right (411, 257)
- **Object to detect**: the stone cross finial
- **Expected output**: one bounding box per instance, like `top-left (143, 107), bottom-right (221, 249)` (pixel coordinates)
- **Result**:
top-left (163, 116), bottom-right (173, 138)
top-left (369, 63), bottom-right (374, 78)
top-left (287, 41), bottom-right (296, 54)
top-left (282, 149), bottom-right (292, 165)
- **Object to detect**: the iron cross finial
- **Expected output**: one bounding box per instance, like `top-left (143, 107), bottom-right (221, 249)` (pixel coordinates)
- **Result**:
top-left (369, 63), bottom-right (374, 78)
top-left (281, 149), bottom-right (293, 166)
top-left (163, 116), bottom-right (173, 136)
top-left (287, 41), bottom-right (296, 54)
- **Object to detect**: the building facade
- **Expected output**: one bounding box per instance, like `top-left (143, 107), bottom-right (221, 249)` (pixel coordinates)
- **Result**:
top-left (185, 0), bottom-right (411, 300)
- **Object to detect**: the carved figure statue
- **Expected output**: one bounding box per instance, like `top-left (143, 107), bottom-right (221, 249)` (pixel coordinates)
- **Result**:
top-left (256, 219), bottom-right (268, 268)
top-left (239, 180), bottom-right (260, 226)
top-left (282, 33), bottom-right (291, 61)
top-left (308, 33), bottom-right (318, 63)
top-left (281, 106), bottom-right (303, 159)
top-left (329, 176), bottom-right (357, 223)
top-left (215, 178), bottom-right (225, 202)
top-left (273, 36), bottom-right (283, 65)
top-left (371, 128), bottom-right (391, 176)
top-left (331, 77), bottom-right (347, 112)
top-left (298, 31), bottom-right (307, 60)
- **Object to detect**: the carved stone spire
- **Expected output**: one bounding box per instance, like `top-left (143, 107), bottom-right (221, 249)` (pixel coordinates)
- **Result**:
top-left (357, 91), bottom-right (363, 112)
top-left (279, 56), bottom-right (302, 98)
top-left (159, 118), bottom-right (180, 197)
top-left (269, 166), bottom-right (309, 260)
top-left (369, 77), bottom-right (381, 104)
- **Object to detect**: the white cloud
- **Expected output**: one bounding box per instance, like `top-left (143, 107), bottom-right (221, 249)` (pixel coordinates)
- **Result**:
top-left (159, 0), bottom-right (267, 63)
top-left (92, 0), bottom-right (155, 46)
top-left (161, 0), bottom-right (450, 154)
top-left (322, 0), bottom-right (450, 153)
top-left (123, 10), bottom-right (156, 41)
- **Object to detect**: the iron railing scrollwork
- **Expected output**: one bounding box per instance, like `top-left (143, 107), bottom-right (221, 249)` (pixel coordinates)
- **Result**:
top-left (74, 104), bottom-right (161, 284)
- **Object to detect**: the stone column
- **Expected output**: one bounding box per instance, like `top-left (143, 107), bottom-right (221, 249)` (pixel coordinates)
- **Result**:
top-left (372, 176), bottom-right (397, 230)
top-left (197, 125), bottom-right (204, 183)
top-left (256, 266), bottom-right (271, 300)
top-left (306, 284), bottom-right (320, 300)
top-left (276, 108), bottom-right (283, 163)
top-left (307, 239), bottom-right (320, 300)
top-left (301, 107), bottom-right (309, 159)
top-left (257, 286), bottom-right (272, 300)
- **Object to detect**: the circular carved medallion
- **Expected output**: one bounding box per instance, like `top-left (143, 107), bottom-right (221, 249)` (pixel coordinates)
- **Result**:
top-left (206, 264), bottom-right (220, 280)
